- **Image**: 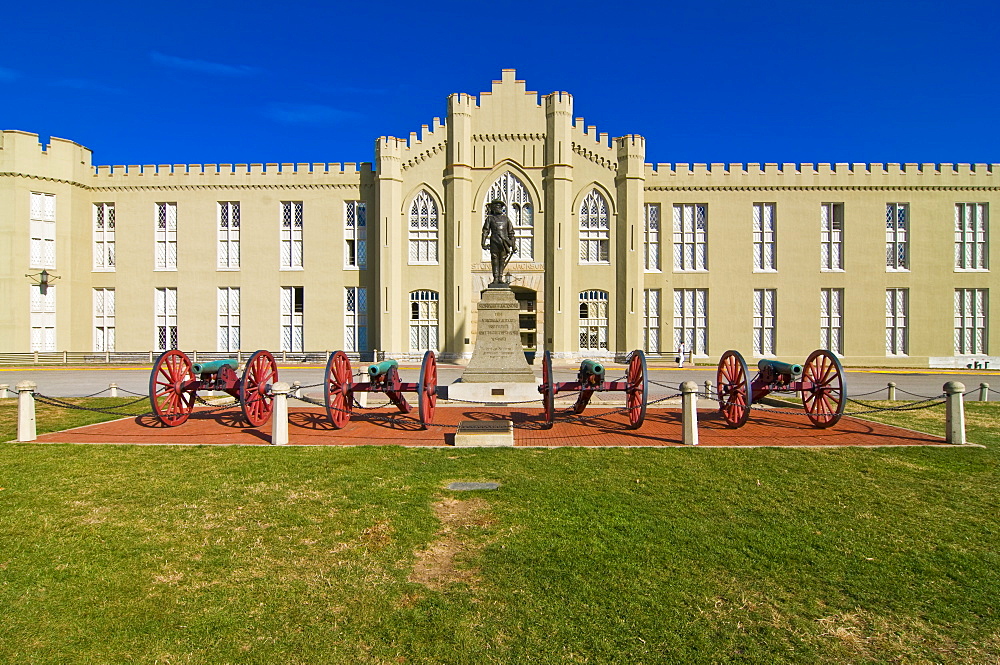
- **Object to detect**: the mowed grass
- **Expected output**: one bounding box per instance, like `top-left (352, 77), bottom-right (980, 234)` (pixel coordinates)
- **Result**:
top-left (0, 399), bottom-right (997, 663)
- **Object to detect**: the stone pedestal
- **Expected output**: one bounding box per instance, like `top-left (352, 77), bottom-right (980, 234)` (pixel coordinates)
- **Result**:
top-left (461, 286), bottom-right (535, 383)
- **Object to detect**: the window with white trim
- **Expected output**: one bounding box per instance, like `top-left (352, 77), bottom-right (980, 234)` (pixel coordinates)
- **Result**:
top-left (643, 289), bottom-right (660, 353)
top-left (345, 201), bottom-right (367, 269)
top-left (408, 191), bottom-right (439, 264)
top-left (820, 203), bottom-right (844, 271)
top-left (673, 289), bottom-right (708, 357)
top-left (885, 288), bottom-right (908, 356)
top-left (886, 203), bottom-right (908, 271)
top-left (155, 202), bottom-right (177, 270)
top-left (484, 172), bottom-right (534, 260)
top-left (93, 288), bottom-right (115, 352)
top-left (410, 290), bottom-right (439, 352)
top-left (30, 285), bottom-right (56, 352)
top-left (30, 192), bottom-right (56, 269)
top-left (218, 287), bottom-right (240, 352)
top-left (955, 288), bottom-right (988, 354)
top-left (218, 202), bottom-right (240, 269)
top-left (753, 289), bottom-right (776, 356)
top-left (753, 203), bottom-right (776, 271)
top-left (673, 204), bottom-right (707, 271)
top-left (578, 290), bottom-right (609, 352)
top-left (93, 203), bottom-right (115, 271)
top-left (954, 203), bottom-right (988, 270)
top-left (280, 201), bottom-right (303, 269)
top-left (644, 204), bottom-right (660, 271)
top-left (579, 190), bottom-right (610, 264)
top-left (280, 286), bottom-right (304, 352)
top-left (345, 287), bottom-right (368, 352)
top-left (154, 287), bottom-right (178, 351)
top-left (820, 288), bottom-right (843, 355)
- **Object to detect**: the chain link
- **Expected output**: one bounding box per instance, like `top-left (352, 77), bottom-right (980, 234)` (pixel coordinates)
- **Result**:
top-left (33, 393), bottom-right (156, 418)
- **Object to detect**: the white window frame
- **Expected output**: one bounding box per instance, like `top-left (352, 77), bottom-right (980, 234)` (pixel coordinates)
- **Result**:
top-left (753, 289), bottom-right (776, 357)
top-left (484, 173), bottom-right (534, 261)
top-left (673, 204), bottom-right (707, 272)
top-left (93, 202), bottom-right (115, 272)
top-left (643, 288), bottom-right (660, 353)
top-left (93, 288), bottom-right (115, 352)
top-left (886, 203), bottom-right (909, 271)
top-left (820, 203), bottom-right (844, 271)
top-left (345, 287), bottom-right (368, 352)
top-left (30, 285), bottom-right (56, 352)
top-left (280, 286), bottom-right (304, 352)
top-left (673, 289), bottom-right (708, 357)
top-left (820, 288), bottom-right (843, 355)
top-left (579, 190), bottom-right (610, 264)
top-left (408, 191), bottom-right (439, 265)
top-left (409, 290), bottom-right (439, 352)
top-left (885, 288), bottom-right (908, 356)
top-left (218, 287), bottom-right (240, 352)
top-left (218, 202), bottom-right (240, 270)
top-left (578, 290), bottom-right (609, 352)
top-left (644, 204), bottom-right (660, 272)
top-left (345, 201), bottom-right (367, 269)
top-left (753, 203), bottom-right (776, 272)
top-left (30, 192), bottom-right (56, 270)
top-left (280, 201), bottom-right (304, 269)
top-left (154, 287), bottom-right (178, 351)
top-left (155, 202), bottom-right (177, 271)
top-left (954, 203), bottom-right (988, 271)
top-left (954, 288), bottom-right (988, 355)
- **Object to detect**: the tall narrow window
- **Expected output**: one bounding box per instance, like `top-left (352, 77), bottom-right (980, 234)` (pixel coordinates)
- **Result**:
top-left (345, 287), bottom-right (368, 351)
top-left (753, 203), bottom-right (776, 271)
top-left (280, 201), bottom-right (304, 269)
top-left (820, 288), bottom-right (844, 355)
top-left (345, 201), bottom-right (367, 269)
top-left (155, 202), bottom-right (177, 270)
top-left (753, 289), bottom-right (776, 356)
top-left (673, 289), bottom-right (708, 357)
top-left (29, 285), bottom-right (56, 352)
top-left (93, 203), bottom-right (115, 271)
top-left (218, 202), bottom-right (240, 269)
top-left (886, 288), bottom-right (908, 356)
top-left (410, 290), bottom-right (439, 352)
top-left (886, 203), bottom-right (909, 271)
top-left (578, 290), bottom-right (609, 352)
top-left (673, 204), bottom-right (707, 271)
top-left (280, 286), bottom-right (304, 352)
top-left (93, 288), bottom-right (115, 352)
top-left (30, 192), bottom-right (56, 269)
top-left (644, 204), bottom-right (660, 271)
top-left (820, 203), bottom-right (844, 270)
top-left (218, 287), bottom-right (240, 352)
top-left (408, 191), bottom-right (439, 264)
top-left (955, 289), bottom-right (988, 354)
top-left (154, 287), bottom-right (178, 351)
top-left (955, 203), bottom-right (988, 270)
top-left (484, 173), bottom-right (533, 260)
top-left (579, 190), bottom-right (610, 264)
top-left (643, 289), bottom-right (660, 353)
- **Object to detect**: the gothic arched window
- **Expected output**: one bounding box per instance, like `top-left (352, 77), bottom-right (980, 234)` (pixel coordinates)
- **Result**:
top-left (483, 172), bottom-right (533, 261)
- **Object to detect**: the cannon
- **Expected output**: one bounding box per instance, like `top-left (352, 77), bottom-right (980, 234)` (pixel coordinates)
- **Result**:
top-left (538, 349), bottom-right (648, 429)
top-left (149, 350), bottom-right (278, 427)
top-left (716, 349), bottom-right (846, 428)
top-left (324, 350), bottom-right (437, 429)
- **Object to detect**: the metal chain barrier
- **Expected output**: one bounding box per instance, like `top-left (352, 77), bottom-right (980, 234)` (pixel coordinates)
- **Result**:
top-left (33, 393), bottom-right (156, 418)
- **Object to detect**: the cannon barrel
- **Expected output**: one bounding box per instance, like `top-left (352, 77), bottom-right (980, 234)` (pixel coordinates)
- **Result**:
top-left (192, 359), bottom-right (238, 375)
top-left (757, 358), bottom-right (803, 379)
top-left (578, 359), bottom-right (606, 383)
top-left (367, 359), bottom-right (399, 379)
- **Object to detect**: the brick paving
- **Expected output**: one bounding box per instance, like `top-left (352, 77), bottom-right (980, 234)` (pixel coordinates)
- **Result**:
top-left (34, 405), bottom-right (948, 447)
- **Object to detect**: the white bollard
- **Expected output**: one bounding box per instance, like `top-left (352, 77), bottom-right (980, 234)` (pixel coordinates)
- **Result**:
top-left (704, 380), bottom-right (713, 398)
top-left (944, 381), bottom-right (966, 445)
top-left (109, 382), bottom-right (118, 398)
top-left (291, 380), bottom-right (302, 399)
top-left (887, 382), bottom-right (897, 401)
top-left (979, 382), bottom-right (989, 402)
top-left (680, 380), bottom-right (699, 446)
top-left (270, 382), bottom-right (290, 446)
top-left (0, 384), bottom-right (8, 399)
top-left (17, 380), bottom-right (37, 442)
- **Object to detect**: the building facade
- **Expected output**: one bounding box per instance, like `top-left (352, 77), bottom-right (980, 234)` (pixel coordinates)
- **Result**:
top-left (1, 69), bottom-right (996, 367)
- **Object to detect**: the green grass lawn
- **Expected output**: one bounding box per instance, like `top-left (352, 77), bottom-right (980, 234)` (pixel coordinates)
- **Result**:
top-left (0, 398), bottom-right (997, 663)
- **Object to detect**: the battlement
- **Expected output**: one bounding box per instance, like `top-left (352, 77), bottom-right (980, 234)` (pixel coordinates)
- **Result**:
top-left (646, 162), bottom-right (999, 181)
top-left (0, 130), bottom-right (93, 178)
top-left (91, 161), bottom-right (373, 177)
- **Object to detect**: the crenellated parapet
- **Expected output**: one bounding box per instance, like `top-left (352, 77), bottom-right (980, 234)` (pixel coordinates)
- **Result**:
top-left (0, 130), bottom-right (93, 184)
top-left (88, 159), bottom-right (372, 190)
top-left (570, 116), bottom-right (619, 172)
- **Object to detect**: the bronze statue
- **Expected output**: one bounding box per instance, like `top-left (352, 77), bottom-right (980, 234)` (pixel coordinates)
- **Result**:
top-left (482, 200), bottom-right (516, 286)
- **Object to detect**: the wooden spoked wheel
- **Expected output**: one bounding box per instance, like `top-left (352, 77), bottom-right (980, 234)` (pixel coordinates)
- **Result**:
top-left (717, 350), bottom-right (751, 428)
top-left (626, 349), bottom-right (648, 429)
top-left (240, 350), bottom-right (277, 427)
top-left (149, 350), bottom-right (196, 426)
top-left (541, 350), bottom-right (555, 429)
top-left (801, 349), bottom-right (846, 428)
top-left (324, 351), bottom-right (353, 429)
top-left (417, 350), bottom-right (438, 429)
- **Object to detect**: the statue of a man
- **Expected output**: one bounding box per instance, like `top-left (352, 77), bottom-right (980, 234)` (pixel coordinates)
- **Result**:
top-left (482, 200), bottom-right (516, 286)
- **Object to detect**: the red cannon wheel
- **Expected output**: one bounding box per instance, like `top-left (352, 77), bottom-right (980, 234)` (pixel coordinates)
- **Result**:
top-left (324, 351), bottom-right (353, 429)
top-left (626, 349), bottom-right (648, 429)
top-left (240, 350), bottom-right (277, 427)
top-left (540, 350), bottom-right (555, 429)
top-left (801, 349), bottom-right (846, 428)
top-left (417, 350), bottom-right (438, 429)
top-left (149, 350), bottom-right (196, 426)
top-left (717, 349), bottom-right (751, 428)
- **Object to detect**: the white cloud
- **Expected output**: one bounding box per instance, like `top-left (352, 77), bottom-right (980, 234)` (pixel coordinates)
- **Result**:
top-left (149, 51), bottom-right (258, 77)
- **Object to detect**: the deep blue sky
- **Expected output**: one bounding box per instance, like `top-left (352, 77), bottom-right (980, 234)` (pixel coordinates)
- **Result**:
top-left (3, 0), bottom-right (998, 167)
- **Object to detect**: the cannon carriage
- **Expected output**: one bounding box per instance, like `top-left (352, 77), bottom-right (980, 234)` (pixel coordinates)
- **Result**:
top-left (538, 349), bottom-right (648, 429)
top-left (324, 350), bottom-right (438, 429)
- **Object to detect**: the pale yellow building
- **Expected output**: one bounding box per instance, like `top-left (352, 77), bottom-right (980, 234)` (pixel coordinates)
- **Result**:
top-left (1, 69), bottom-right (996, 367)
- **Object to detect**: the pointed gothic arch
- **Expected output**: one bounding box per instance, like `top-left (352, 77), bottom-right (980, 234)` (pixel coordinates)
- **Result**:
top-left (482, 171), bottom-right (534, 261)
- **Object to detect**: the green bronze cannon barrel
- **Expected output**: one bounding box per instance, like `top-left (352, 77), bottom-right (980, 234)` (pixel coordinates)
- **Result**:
top-left (578, 359), bottom-right (606, 383)
top-left (367, 359), bottom-right (399, 379)
top-left (757, 358), bottom-right (803, 379)
top-left (192, 359), bottom-right (238, 375)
